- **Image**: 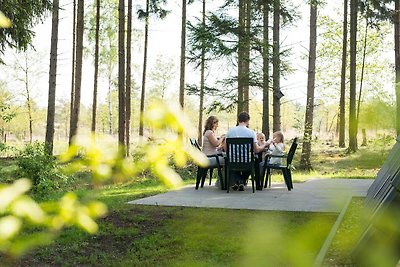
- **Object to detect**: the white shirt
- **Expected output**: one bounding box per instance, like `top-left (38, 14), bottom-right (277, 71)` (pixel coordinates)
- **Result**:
top-left (225, 125), bottom-right (257, 142)
top-left (269, 142), bottom-right (284, 165)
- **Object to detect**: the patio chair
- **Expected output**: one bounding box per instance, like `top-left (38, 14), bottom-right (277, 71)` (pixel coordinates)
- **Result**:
top-left (262, 137), bottom-right (298, 191)
top-left (225, 137), bottom-right (255, 193)
top-left (190, 138), bottom-right (224, 190)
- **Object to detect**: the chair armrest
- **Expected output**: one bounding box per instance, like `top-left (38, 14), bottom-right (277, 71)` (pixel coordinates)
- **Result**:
top-left (268, 154), bottom-right (287, 158)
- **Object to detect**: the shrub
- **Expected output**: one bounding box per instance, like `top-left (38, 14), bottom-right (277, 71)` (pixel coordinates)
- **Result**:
top-left (16, 142), bottom-right (66, 194)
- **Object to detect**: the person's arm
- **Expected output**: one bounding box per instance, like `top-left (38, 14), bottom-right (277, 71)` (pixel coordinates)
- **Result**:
top-left (270, 142), bottom-right (284, 155)
top-left (254, 140), bottom-right (269, 153)
top-left (205, 130), bottom-right (220, 147)
top-left (223, 131), bottom-right (230, 152)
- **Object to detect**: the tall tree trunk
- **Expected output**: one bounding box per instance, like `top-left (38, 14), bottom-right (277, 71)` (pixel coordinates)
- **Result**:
top-left (272, 0), bottom-right (281, 132)
top-left (108, 73), bottom-right (113, 135)
top-left (262, 1), bottom-right (269, 138)
top-left (24, 54), bottom-right (33, 144)
top-left (395, 0), bottom-right (400, 137)
top-left (126, 0), bottom-right (132, 156)
top-left (139, 0), bottom-right (150, 136)
top-left (69, 0), bottom-right (84, 145)
top-left (198, 0), bottom-right (206, 145)
top-left (179, 0), bottom-right (186, 108)
top-left (118, 0), bottom-right (126, 150)
top-left (243, 0), bottom-right (251, 113)
top-left (339, 0), bottom-right (348, 148)
top-left (348, 0), bottom-right (358, 152)
top-left (91, 0), bottom-right (100, 133)
top-left (237, 0), bottom-right (245, 116)
top-left (69, 0), bottom-right (76, 142)
top-left (356, 21), bottom-right (368, 125)
top-left (300, 1), bottom-right (317, 171)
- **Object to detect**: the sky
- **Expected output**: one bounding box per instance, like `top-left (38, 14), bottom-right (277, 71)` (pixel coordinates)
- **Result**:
top-left (0, 0), bottom-right (394, 110)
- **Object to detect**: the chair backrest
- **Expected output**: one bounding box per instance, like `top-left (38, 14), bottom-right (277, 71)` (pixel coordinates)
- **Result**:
top-left (226, 138), bottom-right (254, 170)
top-left (286, 137), bottom-right (298, 166)
top-left (189, 138), bottom-right (201, 151)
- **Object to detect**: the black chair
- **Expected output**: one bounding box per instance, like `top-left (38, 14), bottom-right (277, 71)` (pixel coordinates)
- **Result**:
top-left (190, 138), bottom-right (224, 190)
top-left (262, 137), bottom-right (298, 191)
top-left (225, 137), bottom-right (255, 193)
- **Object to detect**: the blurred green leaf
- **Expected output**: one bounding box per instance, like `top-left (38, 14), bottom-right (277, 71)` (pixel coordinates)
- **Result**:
top-left (9, 232), bottom-right (53, 257)
top-left (0, 216), bottom-right (21, 241)
top-left (11, 196), bottom-right (46, 224)
top-left (0, 178), bottom-right (31, 212)
top-left (0, 11), bottom-right (11, 28)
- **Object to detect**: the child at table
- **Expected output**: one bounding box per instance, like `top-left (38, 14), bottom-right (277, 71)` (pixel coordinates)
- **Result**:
top-left (268, 131), bottom-right (285, 165)
top-left (257, 132), bottom-right (268, 161)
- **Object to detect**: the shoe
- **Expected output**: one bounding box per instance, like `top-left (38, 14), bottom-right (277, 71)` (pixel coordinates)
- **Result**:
top-left (231, 184), bottom-right (239, 191)
top-left (239, 184), bottom-right (244, 191)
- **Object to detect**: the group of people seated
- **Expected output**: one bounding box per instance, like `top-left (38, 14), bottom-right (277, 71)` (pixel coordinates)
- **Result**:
top-left (201, 111), bottom-right (285, 191)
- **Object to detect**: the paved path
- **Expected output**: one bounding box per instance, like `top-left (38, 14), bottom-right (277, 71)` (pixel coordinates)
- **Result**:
top-left (128, 179), bottom-right (373, 213)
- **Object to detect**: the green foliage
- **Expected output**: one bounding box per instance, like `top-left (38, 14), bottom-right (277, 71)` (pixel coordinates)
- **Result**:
top-left (0, 142), bottom-right (7, 153)
top-left (0, 101), bottom-right (208, 258)
top-left (12, 201), bottom-right (336, 266)
top-left (148, 55), bottom-right (176, 99)
top-left (317, 13), bottom-right (393, 105)
top-left (0, 87), bottom-right (16, 124)
top-left (16, 142), bottom-right (65, 195)
top-left (0, 178), bottom-right (107, 259)
top-left (0, 11), bottom-right (11, 28)
top-left (137, 0), bottom-right (170, 20)
top-left (359, 96), bottom-right (395, 131)
top-left (0, 1), bottom-right (51, 61)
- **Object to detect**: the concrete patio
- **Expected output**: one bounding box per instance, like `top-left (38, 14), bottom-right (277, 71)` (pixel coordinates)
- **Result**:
top-left (128, 178), bottom-right (373, 213)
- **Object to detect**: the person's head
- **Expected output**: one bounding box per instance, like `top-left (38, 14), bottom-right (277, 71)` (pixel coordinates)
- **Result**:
top-left (204, 116), bottom-right (219, 134)
top-left (273, 131), bottom-right (284, 143)
top-left (257, 132), bottom-right (266, 143)
top-left (237, 111), bottom-right (250, 126)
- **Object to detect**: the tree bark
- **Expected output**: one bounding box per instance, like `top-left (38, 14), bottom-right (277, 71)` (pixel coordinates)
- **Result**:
top-left (300, 1), bottom-right (317, 171)
top-left (395, 0), bottom-right (400, 137)
top-left (118, 0), bottom-right (126, 150)
top-left (91, 0), bottom-right (100, 133)
top-left (179, 0), bottom-right (186, 108)
top-left (108, 73), bottom-right (113, 135)
top-left (69, 0), bottom-right (76, 142)
top-left (356, 21), bottom-right (368, 126)
top-left (339, 0), bottom-right (348, 148)
top-left (272, 0), bottom-right (281, 132)
top-left (237, 0), bottom-right (245, 116)
top-left (139, 0), bottom-right (150, 136)
top-left (348, 0), bottom-right (358, 152)
top-left (25, 53), bottom-right (33, 143)
top-left (361, 128), bottom-right (367, 146)
top-left (198, 0), bottom-right (206, 145)
top-left (69, 0), bottom-right (84, 145)
top-left (126, 0), bottom-right (132, 156)
top-left (262, 1), bottom-right (269, 138)
top-left (243, 0), bottom-right (251, 113)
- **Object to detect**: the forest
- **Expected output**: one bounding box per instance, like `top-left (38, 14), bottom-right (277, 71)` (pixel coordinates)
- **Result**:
top-left (0, 0), bottom-right (400, 265)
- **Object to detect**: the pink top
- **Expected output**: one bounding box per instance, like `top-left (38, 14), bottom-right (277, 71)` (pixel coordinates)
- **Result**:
top-left (202, 130), bottom-right (218, 155)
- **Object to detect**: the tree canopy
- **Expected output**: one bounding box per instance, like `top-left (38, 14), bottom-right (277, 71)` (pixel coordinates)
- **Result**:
top-left (0, 1), bottom-right (51, 62)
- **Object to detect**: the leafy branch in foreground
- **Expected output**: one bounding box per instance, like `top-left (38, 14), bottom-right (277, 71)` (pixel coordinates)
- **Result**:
top-left (0, 100), bottom-right (208, 260)
top-left (0, 11), bottom-right (11, 28)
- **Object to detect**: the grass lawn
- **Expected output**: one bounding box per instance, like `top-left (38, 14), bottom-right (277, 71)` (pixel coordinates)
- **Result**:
top-left (13, 179), bottom-right (337, 266)
top-left (323, 197), bottom-right (366, 266)
top-left (0, 141), bottom-right (393, 266)
top-left (290, 141), bottom-right (391, 181)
